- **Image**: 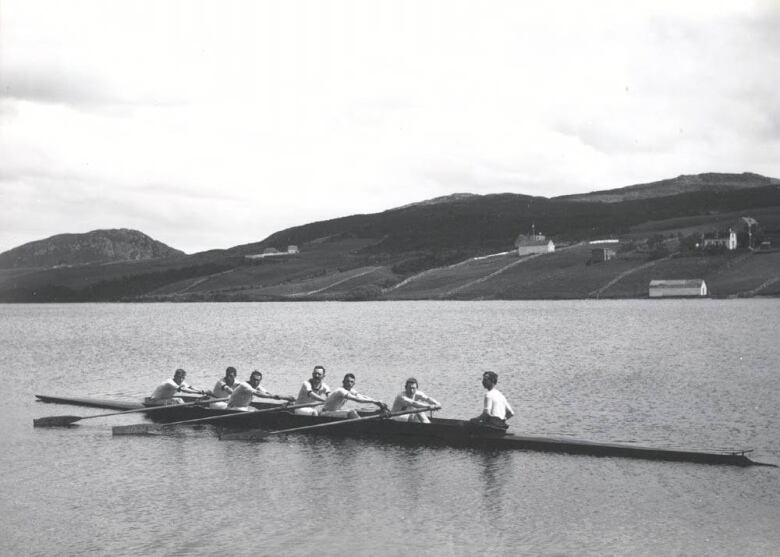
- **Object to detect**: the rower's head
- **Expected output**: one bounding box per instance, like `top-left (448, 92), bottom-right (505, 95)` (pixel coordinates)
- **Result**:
top-left (342, 373), bottom-right (356, 390)
top-left (249, 370), bottom-right (263, 388)
top-left (482, 371), bottom-right (498, 390)
top-left (173, 368), bottom-right (186, 385)
top-left (404, 377), bottom-right (418, 397)
top-left (225, 366), bottom-right (237, 384)
top-left (312, 365), bottom-right (325, 381)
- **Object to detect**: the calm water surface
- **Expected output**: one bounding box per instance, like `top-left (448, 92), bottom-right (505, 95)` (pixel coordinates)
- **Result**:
top-left (1, 300), bottom-right (779, 556)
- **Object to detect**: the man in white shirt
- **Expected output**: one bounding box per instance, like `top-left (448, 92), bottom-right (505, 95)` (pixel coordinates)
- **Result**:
top-left (321, 373), bottom-right (386, 418)
top-left (209, 366), bottom-right (238, 409)
top-left (294, 365), bottom-right (331, 415)
top-left (146, 369), bottom-right (206, 405)
top-left (227, 370), bottom-right (294, 411)
top-left (471, 371), bottom-right (514, 430)
top-left (391, 377), bottom-right (440, 423)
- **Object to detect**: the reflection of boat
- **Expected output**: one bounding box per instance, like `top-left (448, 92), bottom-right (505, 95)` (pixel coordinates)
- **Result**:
top-left (35, 394), bottom-right (774, 467)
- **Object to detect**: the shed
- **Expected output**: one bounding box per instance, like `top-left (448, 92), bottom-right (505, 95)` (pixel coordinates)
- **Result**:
top-left (590, 247), bottom-right (616, 263)
top-left (648, 279), bottom-right (707, 298)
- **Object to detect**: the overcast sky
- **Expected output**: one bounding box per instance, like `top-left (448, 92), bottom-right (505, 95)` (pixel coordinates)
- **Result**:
top-left (1, 0), bottom-right (778, 253)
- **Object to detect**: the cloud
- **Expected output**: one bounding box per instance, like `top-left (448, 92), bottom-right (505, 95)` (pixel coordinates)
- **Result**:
top-left (1, 0), bottom-right (779, 253)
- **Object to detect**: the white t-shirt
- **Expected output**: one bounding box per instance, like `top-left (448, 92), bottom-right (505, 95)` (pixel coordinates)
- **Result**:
top-left (483, 388), bottom-right (513, 419)
top-left (151, 379), bottom-right (185, 399)
top-left (212, 379), bottom-right (235, 399)
top-left (391, 390), bottom-right (435, 413)
top-left (322, 387), bottom-right (357, 412)
top-left (295, 379), bottom-right (331, 404)
top-left (227, 382), bottom-right (262, 409)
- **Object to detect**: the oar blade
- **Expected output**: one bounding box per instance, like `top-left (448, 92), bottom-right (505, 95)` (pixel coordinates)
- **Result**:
top-left (112, 424), bottom-right (165, 436)
top-left (33, 415), bottom-right (82, 428)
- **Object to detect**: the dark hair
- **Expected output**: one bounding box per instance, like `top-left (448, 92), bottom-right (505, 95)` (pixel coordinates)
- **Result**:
top-left (313, 365), bottom-right (325, 373)
top-left (343, 373), bottom-right (355, 381)
top-left (483, 371), bottom-right (498, 384)
top-left (226, 366), bottom-right (237, 375)
top-left (174, 368), bottom-right (186, 376)
top-left (250, 370), bottom-right (263, 380)
top-left (405, 377), bottom-right (418, 387)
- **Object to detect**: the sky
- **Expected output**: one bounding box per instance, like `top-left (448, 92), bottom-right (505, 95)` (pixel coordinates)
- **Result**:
top-left (1, 0), bottom-right (778, 254)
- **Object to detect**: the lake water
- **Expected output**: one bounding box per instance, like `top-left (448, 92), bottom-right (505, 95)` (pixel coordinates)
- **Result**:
top-left (1, 300), bottom-right (779, 556)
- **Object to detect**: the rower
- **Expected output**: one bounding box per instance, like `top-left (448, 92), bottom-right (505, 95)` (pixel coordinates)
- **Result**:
top-left (293, 365), bottom-right (331, 415)
top-left (210, 366), bottom-right (238, 409)
top-left (146, 369), bottom-right (206, 406)
top-left (391, 377), bottom-right (440, 423)
top-left (320, 373), bottom-right (387, 418)
top-left (227, 370), bottom-right (294, 411)
top-left (471, 371), bottom-right (514, 430)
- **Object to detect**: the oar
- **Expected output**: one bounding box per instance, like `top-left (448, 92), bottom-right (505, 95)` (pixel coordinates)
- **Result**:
top-left (33, 397), bottom-right (228, 428)
top-left (220, 405), bottom-right (441, 441)
top-left (111, 401), bottom-right (324, 436)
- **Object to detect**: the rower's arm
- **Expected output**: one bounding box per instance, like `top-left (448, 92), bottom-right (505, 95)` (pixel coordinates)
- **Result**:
top-left (254, 390), bottom-right (295, 402)
top-left (306, 390), bottom-right (328, 402)
top-left (346, 392), bottom-right (384, 407)
top-left (179, 385), bottom-right (206, 395)
top-left (400, 395), bottom-right (436, 409)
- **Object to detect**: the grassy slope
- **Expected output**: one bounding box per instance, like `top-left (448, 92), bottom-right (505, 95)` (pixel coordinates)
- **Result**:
top-left (2, 178), bottom-right (779, 302)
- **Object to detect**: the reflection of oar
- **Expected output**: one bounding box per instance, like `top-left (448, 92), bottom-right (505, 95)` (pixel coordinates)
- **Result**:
top-left (33, 397), bottom-right (228, 428)
top-left (112, 401), bottom-right (324, 436)
top-left (220, 406), bottom-right (441, 441)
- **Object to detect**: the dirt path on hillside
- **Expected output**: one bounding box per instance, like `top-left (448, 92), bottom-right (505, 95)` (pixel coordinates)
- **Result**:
top-left (587, 255), bottom-right (673, 298)
top-left (291, 267), bottom-right (382, 297)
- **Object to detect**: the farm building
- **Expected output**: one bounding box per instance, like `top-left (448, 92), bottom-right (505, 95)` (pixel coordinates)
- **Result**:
top-left (590, 247), bottom-right (616, 263)
top-left (648, 279), bottom-right (707, 298)
top-left (702, 229), bottom-right (737, 250)
top-left (287, 245), bottom-right (299, 254)
top-left (515, 233), bottom-right (555, 256)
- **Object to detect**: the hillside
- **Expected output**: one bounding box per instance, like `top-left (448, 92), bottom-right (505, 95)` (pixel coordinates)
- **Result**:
top-left (1, 172), bottom-right (779, 302)
top-left (557, 172), bottom-right (779, 203)
top-left (0, 229), bottom-right (185, 269)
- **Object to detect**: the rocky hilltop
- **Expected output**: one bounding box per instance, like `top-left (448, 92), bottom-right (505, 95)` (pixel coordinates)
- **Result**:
top-left (557, 172), bottom-right (780, 203)
top-left (0, 229), bottom-right (185, 269)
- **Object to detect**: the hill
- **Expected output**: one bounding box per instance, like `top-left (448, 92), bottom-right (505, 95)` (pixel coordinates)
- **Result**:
top-left (0, 229), bottom-right (185, 269)
top-left (556, 172), bottom-right (779, 203)
top-left (0, 172), bottom-right (778, 302)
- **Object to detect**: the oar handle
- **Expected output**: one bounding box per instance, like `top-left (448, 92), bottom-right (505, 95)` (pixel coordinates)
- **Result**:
top-left (111, 401), bottom-right (326, 434)
top-left (162, 401), bottom-right (324, 427)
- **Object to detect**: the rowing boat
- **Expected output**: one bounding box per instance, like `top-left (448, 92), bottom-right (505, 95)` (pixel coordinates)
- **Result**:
top-left (34, 393), bottom-right (282, 419)
top-left (36, 394), bottom-right (774, 467)
top-left (217, 412), bottom-right (773, 466)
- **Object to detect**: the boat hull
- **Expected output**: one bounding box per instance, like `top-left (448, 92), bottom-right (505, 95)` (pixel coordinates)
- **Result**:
top-left (211, 409), bottom-right (762, 467)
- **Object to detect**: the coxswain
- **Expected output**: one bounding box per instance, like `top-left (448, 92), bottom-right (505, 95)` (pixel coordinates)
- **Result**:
top-left (146, 368), bottom-right (206, 406)
top-left (293, 365), bottom-right (331, 415)
top-left (227, 370), bottom-right (294, 411)
top-left (391, 377), bottom-right (440, 423)
top-left (209, 366), bottom-right (238, 409)
top-left (471, 371), bottom-right (514, 430)
top-left (320, 373), bottom-right (387, 418)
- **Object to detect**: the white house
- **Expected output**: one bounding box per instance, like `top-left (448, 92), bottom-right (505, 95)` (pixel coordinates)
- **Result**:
top-left (649, 279), bottom-right (708, 298)
top-left (702, 229), bottom-right (737, 250)
top-left (515, 233), bottom-right (555, 256)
